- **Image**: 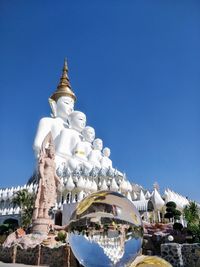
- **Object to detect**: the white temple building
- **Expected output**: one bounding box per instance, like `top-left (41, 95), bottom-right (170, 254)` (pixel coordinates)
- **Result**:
top-left (0, 60), bottom-right (194, 226)
top-left (0, 182), bottom-right (191, 226)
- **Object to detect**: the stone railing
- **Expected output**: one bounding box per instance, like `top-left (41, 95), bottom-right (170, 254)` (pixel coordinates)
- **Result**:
top-left (161, 243), bottom-right (200, 267)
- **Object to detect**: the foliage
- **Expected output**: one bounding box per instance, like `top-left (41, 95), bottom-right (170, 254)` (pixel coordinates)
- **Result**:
top-left (164, 212), bottom-right (173, 219)
top-left (0, 234), bottom-right (7, 244)
top-left (164, 201), bottom-right (182, 222)
top-left (183, 202), bottom-right (200, 242)
top-left (174, 210), bottom-right (181, 216)
top-left (173, 222), bottom-right (183, 231)
top-left (3, 218), bottom-right (18, 231)
top-left (166, 201), bottom-right (176, 209)
top-left (57, 231), bottom-right (67, 243)
top-left (12, 189), bottom-right (35, 229)
top-left (174, 215), bottom-right (180, 221)
top-left (166, 207), bottom-right (175, 213)
top-left (183, 202), bottom-right (199, 226)
top-left (0, 224), bottom-right (10, 235)
top-left (174, 210), bottom-right (182, 221)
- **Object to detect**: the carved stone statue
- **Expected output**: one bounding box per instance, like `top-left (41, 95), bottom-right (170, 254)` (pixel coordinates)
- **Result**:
top-left (33, 59), bottom-right (76, 158)
top-left (100, 147), bottom-right (113, 170)
top-left (88, 138), bottom-right (103, 169)
top-left (32, 132), bottom-right (61, 234)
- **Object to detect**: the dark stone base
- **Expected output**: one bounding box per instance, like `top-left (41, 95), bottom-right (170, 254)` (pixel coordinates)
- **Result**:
top-left (0, 244), bottom-right (80, 267)
top-left (161, 243), bottom-right (200, 267)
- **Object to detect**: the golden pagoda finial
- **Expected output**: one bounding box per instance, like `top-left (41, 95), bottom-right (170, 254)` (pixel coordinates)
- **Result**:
top-left (64, 57), bottom-right (68, 71)
top-left (50, 58), bottom-right (76, 102)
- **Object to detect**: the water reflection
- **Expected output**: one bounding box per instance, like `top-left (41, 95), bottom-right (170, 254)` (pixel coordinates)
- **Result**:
top-left (68, 191), bottom-right (143, 267)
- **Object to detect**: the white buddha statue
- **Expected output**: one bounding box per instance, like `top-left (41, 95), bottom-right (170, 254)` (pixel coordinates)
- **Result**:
top-left (100, 147), bottom-right (113, 170)
top-left (79, 126), bottom-right (95, 158)
top-left (88, 138), bottom-right (103, 169)
top-left (68, 126), bottom-right (95, 171)
top-left (55, 111), bottom-right (86, 167)
top-left (33, 59), bottom-right (76, 158)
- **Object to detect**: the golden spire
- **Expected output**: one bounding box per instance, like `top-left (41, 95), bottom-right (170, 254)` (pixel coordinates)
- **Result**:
top-left (50, 59), bottom-right (76, 102)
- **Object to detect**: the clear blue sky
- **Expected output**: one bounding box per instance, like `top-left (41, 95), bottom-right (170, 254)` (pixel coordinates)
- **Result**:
top-left (0, 1), bottom-right (199, 201)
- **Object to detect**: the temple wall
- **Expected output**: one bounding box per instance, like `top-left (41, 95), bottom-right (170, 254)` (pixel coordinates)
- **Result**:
top-left (62, 203), bottom-right (77, 225)
top-left (161, 243), bottom-right (200, 267)
top-left (0, 244), bottom-right (80, 267)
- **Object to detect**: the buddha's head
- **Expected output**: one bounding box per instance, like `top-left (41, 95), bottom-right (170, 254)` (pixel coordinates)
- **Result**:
top-left (103, 147), bottom-right (111, 157)
top-left (93, 138), bottom-right (103, 151)
top-left (82, 126), bottom-right (95, 143)
top-left (69, 111), bottom-right (86, 132)
top-left (55, 96), bottom-right (74, 119)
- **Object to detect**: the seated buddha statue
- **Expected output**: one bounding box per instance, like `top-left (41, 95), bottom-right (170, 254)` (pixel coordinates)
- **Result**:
top-left (68, 126), bottom-right (95, 171)
top-left (33, 59), bottom-right (76, 158)
top-left (100, 147), bottom-right (113, 170)
top-left (55, 111), bottom-right (86, 167)
top-left (88, 138), bottom-right (103, 169)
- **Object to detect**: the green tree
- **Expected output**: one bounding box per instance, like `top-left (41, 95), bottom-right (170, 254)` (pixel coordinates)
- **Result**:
top-left (183, 202), bottom-right (200, 242)
top-left (12, 189), bottom-right (35, 229)
top-left (166, 201), bottom-right (176, 209)
top-left (3, 218), bottom-right (18, 231)
top-left (164, 201), bottom-right (182, 222)
top-left (183, 202), bottom-right (199, 226)
top-left (174, 209), bottom-right (182, 221)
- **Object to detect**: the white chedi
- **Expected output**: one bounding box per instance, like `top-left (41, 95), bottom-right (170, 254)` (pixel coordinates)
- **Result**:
top-left (77, 176), bottom-right (85, 190)
top-left (164, 189), bottom-right (189, 210)
top-left (139, 190), bottom-right (146, 201)
top-left (145, 190), bottom-right (151, 199)
top-left (91, 180), bottom-right (98, 192)
top-left (66, 176), bottom-right (75, 191)
top-left (151, 188), bottom-right (165, 211)
top-left (127, 191), bottom-right (132, 201)
top-left (100, 179), bottom-right (108, 190)
top-left (110, 179), bottom-right (119, 191)
top-left (132, 192), bottom-right (138, 200)
top-left (120, 179), bottom-right (129, 192)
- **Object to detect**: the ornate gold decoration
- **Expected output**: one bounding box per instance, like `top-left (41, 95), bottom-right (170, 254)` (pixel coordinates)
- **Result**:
top-left (130, 255), bottom-right (172, 267)
top-left (50, 59), bottom-right (76, 102)
top-left (76, 191), bottom-right (110, 215)
top-left (75, 151), bottom-right (85, 155)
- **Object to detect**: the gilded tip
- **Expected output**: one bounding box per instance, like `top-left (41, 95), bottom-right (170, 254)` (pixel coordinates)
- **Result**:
top-left (63, 58), bottom-right (68, 72)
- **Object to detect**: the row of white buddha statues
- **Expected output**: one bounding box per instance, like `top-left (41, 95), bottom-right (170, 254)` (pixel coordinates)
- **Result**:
top-left (33, 60), bottom-right (115, 174)
top-left (54, 111), bottom-right (113, 172)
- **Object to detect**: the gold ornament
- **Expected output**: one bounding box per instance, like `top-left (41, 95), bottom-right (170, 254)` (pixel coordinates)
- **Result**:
top-left (131, 255), bottom-right (172, 267)
top-left (50, 59), bottom-right (76, 102)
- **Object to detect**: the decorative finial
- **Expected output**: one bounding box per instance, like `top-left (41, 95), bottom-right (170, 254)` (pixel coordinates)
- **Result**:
top-left (50, 59), bottom-right (76, 102)
top-left (64, 58), bottom-right (68, 71)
